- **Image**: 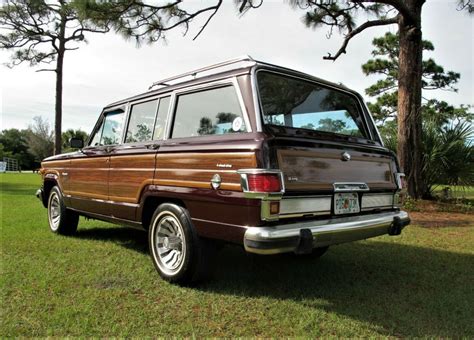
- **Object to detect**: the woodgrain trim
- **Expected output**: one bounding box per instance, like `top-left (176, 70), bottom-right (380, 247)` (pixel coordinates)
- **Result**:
top-left (154, 151), bottom-right (257, 192)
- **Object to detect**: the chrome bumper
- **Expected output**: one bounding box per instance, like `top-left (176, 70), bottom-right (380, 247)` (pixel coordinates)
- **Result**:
top-left (244, 210), bottom-right (410, 255)
top-left (36, 188), bottom-right (46, 207)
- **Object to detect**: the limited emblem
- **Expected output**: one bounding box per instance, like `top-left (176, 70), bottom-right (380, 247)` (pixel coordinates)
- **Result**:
top-left (341, 152), bottom-right (351, 161)
top-left (216, 163), bottom-right (232, 168)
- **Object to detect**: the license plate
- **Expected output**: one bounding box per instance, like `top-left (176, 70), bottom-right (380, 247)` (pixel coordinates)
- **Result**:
top-left (334, 193), bottom-right (360, 215)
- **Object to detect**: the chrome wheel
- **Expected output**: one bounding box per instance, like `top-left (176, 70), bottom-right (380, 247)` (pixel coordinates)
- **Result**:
top-left (151, 211), bottom-right (186, 276)
top-left (48, 191), bottom-right (61, 231)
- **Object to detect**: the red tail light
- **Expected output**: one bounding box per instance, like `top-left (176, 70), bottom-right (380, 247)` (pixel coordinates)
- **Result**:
top-left (247, 173), bottom-right (282, 192)
top-left (396, 173), bottom-right (406, 190)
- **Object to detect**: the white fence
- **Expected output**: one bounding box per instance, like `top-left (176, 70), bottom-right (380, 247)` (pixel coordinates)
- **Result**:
top-left (2, 157), bottom-right (20, 172)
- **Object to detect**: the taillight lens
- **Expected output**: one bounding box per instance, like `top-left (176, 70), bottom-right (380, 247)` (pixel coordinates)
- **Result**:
top-left (247, 173), bottom-right (282, 192)
top-left (396, 173), bottom-right (406, 190)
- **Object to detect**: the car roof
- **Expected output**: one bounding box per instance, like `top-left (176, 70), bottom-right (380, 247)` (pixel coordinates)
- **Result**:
top-left (104, 55), bottom-right (356, 110)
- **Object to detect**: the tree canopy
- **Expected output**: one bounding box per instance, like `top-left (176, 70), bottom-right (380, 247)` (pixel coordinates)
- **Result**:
top-left (362, 32), bottom-right (470, 124)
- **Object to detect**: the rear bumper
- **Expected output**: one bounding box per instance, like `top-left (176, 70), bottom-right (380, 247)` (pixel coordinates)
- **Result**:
top-left (244, 210), bottom-right (410, 255)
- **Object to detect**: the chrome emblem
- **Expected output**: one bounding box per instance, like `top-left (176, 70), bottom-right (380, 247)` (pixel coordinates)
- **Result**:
top-left (341, 152), bottom-right (351, 161)
top-left (216, 163), bottom-right (232, 168)
top-left (211, 174), bottom-right (221, 189)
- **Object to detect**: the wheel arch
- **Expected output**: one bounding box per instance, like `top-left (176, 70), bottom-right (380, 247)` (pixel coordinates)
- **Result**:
top-left (140, 194), bottom-right (187, 230)
top-left (42, 178), bottom-right (60, 207)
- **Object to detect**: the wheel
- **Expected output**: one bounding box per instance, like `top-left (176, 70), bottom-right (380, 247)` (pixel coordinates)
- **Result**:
top-left (148, 203), bottom-right (215, 284)
top-left (47, 186), bottom-right (79, 235)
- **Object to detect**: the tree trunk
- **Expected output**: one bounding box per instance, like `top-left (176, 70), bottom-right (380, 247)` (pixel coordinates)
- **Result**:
top-left (54, 18), bottom-right (66, 155)
top-left (397, 0), bottom-right (424, 198)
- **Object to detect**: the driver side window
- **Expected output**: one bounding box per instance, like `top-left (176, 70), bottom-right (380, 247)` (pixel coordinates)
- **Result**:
top-left (89, 109), bottom-right (126, 146)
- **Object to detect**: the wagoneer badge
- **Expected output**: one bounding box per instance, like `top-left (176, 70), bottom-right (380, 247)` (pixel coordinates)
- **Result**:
top-left (341, 152), bottom-right (351, 161)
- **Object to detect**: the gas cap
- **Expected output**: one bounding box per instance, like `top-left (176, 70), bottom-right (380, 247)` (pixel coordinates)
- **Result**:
top-left (341, 152), bottom-right (351, 161)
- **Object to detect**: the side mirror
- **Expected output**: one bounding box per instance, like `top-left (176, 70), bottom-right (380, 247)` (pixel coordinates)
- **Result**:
top-left (70, 137), bottom-right (84, 149)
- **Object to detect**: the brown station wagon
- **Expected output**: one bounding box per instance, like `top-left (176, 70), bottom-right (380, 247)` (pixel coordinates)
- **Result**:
top-left (36, 56), bottom-right (410, 284)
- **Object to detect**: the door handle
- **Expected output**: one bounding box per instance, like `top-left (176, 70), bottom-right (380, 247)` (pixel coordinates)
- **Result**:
top-left (145, 143), bottom-right (160, 150)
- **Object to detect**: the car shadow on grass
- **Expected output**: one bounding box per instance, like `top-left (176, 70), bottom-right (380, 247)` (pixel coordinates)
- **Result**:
top-left (75, 226), bottom-right (149, 254)
top-left (205, 241), bottom-right (473, 337)
top-left (73, 225), bottom-right (473, 337)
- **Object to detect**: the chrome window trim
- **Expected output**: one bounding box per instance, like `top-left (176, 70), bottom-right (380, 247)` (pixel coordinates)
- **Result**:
top-left (232, 76), bottom-right (252, 133)
top-left (250, 66), bottom-right (263, 132)
top-left (163, 93), bottom-right (176, 141)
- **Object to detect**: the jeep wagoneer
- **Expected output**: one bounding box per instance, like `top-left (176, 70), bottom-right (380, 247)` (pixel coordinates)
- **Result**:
top-left (36, 56), bottom-right (410, 283)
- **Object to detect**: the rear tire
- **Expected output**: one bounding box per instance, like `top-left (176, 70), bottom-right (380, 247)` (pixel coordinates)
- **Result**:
top-left (47, 186), bottom-right (79, 235)
top-left (148, 203), bottom-right (215, 284)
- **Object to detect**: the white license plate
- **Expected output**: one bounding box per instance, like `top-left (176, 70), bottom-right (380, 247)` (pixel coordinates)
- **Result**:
top-left (334, 193), bottom-right (360, 215)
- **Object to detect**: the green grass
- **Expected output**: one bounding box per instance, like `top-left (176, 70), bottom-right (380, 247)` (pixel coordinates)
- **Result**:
top-left (432, 185), bottom-right (474, 199)
top-left (1, 173), bottom-right (473, 337)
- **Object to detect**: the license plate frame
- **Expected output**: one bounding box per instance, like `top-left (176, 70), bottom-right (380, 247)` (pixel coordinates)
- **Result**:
top-left (334, 192), bottom-right (360, 215)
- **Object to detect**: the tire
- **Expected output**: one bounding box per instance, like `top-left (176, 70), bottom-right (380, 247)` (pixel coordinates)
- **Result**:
top-left (148, 203), bottom-right (215, 285)
top-left (47, 186), bottom-right (79, 235)
top-left (292, 246), bottom-right (329, 259)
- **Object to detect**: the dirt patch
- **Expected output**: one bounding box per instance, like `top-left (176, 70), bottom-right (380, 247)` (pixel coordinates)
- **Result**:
top-left (410, 211), bottom-right (474, 228)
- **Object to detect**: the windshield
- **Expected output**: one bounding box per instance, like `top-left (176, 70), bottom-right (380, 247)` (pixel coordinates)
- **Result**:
top-left (257, 71), bottom-right (369, 139)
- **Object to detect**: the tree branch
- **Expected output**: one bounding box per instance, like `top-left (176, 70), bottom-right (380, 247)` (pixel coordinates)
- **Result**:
top-left (36, 68), bottom-right (57, 73)
top-left (192, 0), bottom-right (222, 40)
top-left (324, 16), bottom-right (398, 60)
top-left (352, 0), bottom-right (416, 24)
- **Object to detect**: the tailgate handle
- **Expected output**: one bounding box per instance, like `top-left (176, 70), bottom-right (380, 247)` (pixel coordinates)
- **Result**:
top-left (333, 182), bottom-right (370, 192)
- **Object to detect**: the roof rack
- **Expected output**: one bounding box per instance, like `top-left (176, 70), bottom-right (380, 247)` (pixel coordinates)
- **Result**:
top-left (148, 55), bottom-right (256, 90)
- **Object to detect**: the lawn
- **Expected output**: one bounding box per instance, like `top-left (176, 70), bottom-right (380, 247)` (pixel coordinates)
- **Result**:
top-left (1, 173), bottom-right (473, 337)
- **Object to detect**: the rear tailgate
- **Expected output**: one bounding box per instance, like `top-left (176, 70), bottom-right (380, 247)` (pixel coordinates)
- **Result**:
top-left (277, 147), bottom-right (397, 192)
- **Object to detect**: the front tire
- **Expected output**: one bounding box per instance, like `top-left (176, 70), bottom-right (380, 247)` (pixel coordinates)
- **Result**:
top-left (47, 186), bottom-right (79, 235)
top-left (148, 203), bottom-right (214, 284)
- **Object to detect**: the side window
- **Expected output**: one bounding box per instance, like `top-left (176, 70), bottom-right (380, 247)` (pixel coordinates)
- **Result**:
top-left (153, 96), bottom-right (170, 140)
top-left (100, 109), bottom-right (125, 145)
top-left (172, 86), bottom-right (246, 138)
top-left (125, 100), bottom-right (158, 143)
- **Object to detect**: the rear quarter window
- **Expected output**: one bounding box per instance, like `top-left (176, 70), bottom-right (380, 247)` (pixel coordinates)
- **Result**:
top-left (171, 85), bottom-right (247, 138)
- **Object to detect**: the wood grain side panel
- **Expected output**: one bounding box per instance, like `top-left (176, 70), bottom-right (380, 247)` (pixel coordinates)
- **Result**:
top-left (108, 154), bottom-right (156, 203)
top-left (67, 157), bottom-right (109, 201)
top-left (154, 152), bottom-right (257, 191)
top-left (278, 149), bottom-right (396, 191)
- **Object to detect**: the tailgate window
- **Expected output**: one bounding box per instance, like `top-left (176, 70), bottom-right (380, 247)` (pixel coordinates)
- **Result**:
top-left (257, 71), bottom-right (368, 138)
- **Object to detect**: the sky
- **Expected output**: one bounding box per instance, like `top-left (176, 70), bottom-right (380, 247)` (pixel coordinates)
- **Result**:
top-left (0, 0), bottom-right (473, 134)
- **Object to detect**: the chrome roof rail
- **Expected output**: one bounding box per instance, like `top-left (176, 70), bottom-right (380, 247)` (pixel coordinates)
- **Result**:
top-left (148, 55), bottom-right (256, 90)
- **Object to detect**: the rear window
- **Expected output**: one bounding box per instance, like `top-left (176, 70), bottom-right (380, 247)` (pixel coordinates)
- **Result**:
top-left (257, 72), bottom-right (368, 138)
